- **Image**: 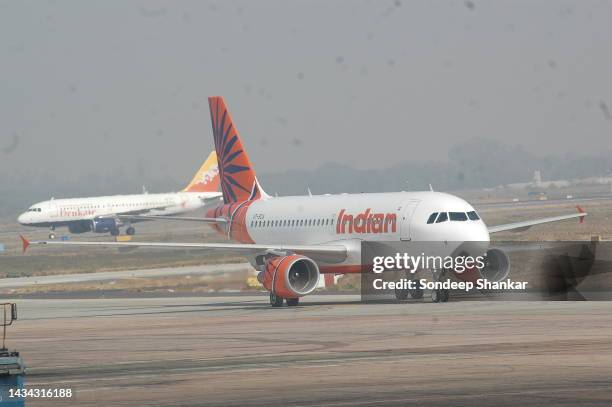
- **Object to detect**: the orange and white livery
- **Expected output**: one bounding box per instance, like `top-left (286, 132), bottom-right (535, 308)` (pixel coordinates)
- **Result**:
top-left (18, 151), bottom-right (221, 238)
top-left (21, 97), bottom-right (587, 305)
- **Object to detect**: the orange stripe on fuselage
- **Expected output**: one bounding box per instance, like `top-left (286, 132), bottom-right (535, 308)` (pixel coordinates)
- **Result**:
top-left (206, 201), bottom-right (255, 243)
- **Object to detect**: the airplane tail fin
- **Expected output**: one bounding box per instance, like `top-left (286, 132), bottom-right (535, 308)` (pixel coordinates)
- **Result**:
top-left (182, 151), bottom-right (220, 193)
top-left (208, 96), bottom-right (268, 204)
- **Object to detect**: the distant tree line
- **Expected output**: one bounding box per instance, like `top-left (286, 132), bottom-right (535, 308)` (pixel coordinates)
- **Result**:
top-left (1, 138), bottom-right (611, 217)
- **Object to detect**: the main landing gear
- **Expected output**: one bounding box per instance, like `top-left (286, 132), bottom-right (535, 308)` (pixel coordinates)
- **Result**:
top-left (431, 288), bottom-right (450, 303)
top-left (269, 293), bottom-right (283, 307)
top-left (394, 272), bottom-right (450, 303)
top-left (49, 226), bottom-right (56, 240)
top-left (431, 270), bottom-right (450, 303)
top-left (269, 293), bottom-right (300, 307)
top-left (126, 227), bottom-right (136, 236)
top-left (394, 279), bottom-right (424, 301)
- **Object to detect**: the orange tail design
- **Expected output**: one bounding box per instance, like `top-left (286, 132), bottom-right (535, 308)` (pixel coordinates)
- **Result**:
top-left (208, 96), bottom-right (266, 204)
top-left (182, 151), bottom-right (220, 193)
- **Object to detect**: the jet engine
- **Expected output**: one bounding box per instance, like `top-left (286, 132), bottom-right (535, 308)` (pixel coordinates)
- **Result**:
top-left (257, 255), bottom-right (320, 298)
top-left (454, 248), bottom-right (510, 283)
top-left (68, 221), bottom-right (92, 234)
top-left (91, 218), bottom-right (119, 233)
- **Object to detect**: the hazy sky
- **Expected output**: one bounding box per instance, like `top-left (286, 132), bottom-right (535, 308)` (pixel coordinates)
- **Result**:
top-left (1, 0), bottom-right (611, 184)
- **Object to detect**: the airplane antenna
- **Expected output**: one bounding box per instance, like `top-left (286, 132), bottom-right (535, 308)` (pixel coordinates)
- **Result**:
top-left (429, 184), bottom-right (434, 192)
top-left (142, 185), bottom-right (148, 194)
top-left (307, 187), bottom-right (312, 197)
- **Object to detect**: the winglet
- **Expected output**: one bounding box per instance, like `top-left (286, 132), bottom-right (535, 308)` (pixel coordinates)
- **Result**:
top-left (20, 234), bottom-right (30, 254)
top-left (576, 205), bottom-right (586, 223)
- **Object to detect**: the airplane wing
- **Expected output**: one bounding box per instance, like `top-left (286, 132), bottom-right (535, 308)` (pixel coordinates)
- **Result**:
top-left (20, 236), bottom-right (348, 263)
top-left (488, 206), bottom-right (587, 233)
top-left (116, 215), bottom-right (227, 223)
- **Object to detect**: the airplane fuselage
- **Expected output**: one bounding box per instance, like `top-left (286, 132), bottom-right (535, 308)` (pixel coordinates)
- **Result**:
top-left (18, 192), bottom-right (217, 228)
top-left (208, 191), bottom-right (490, 271)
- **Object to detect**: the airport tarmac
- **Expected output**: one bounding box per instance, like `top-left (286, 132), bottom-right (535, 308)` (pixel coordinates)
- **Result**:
top-left (8, 295), bottom-right (612, 407)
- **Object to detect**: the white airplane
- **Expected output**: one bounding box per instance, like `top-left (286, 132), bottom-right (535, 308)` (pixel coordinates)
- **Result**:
top-left (18, 151), bottom-right (221, 238)
top-left (21, 97), bottom-right (587, 305)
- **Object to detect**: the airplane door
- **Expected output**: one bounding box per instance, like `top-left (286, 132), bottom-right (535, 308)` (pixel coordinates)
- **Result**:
top-left (399, 200), bottom-right (420, 241)
top-left (49, 199), bottom-right (58, 219)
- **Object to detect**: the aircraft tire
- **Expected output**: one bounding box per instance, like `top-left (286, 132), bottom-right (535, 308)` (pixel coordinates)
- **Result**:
top-left (269, 293), bottom-right (284, 307)
top-left (410, 286), bottom-right (424, 299)
top-left (395, 286), bottom-right (409, 301)
top-left (286, 298), bottom-right (300, 306)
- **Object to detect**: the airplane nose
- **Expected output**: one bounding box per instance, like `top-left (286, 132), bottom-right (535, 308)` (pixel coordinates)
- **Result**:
top-left (18, 213), bottom-right (30, 225)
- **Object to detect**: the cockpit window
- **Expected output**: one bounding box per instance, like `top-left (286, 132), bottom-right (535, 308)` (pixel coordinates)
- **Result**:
top-left (449, 212), bottom-right (468, 221)
top-left (426, 212), bottom-right (438, 224)
top-left (467, 211), bottom-right (480, 220)
top-left (435, 212), bottom-right (448, 223)
top-left (28, 208), bottom-right (41, 212)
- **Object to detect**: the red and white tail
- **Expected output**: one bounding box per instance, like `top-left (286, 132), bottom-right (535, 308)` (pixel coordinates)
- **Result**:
top-left (208, 96), bottom-right (267, 204)
top-left (182, 151), bottom-right (220, 193)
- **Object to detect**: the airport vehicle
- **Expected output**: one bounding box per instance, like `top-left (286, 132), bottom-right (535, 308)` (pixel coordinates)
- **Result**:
top-left (21, 97), bottom-right (587, 304)
top-left (18, 151), bottom-right (221, 238)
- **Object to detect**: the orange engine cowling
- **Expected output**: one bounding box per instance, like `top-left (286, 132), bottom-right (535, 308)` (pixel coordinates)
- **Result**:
top-left (257, 255), bottom-right (320, 298)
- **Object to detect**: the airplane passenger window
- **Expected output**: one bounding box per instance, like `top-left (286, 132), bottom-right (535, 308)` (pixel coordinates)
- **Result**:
top-left (467, 211), bottom-right (480, 220)
top-left (427, 213), bottom-right (438, 224)
top-left (435, 212), bottom-right (448, 223)
top-left (449, 212), bottom-right (468, 221)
